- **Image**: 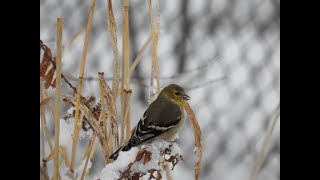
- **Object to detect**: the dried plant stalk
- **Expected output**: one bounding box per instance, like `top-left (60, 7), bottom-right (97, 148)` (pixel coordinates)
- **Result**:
top-left (70, 0), bottom-right (96, 175)
top-left (80, 134), bottom-right (96, 180)
top-left (40, 81), bottom-right (53, 151)
top-left (44, 150), bottom-right (54, 162)
top-left (62, 27), bottom-right (85, 57)
top-left (183, 101), bottom-right (202, 180)
top-left (120, 98), bottom-right (125, 146)
top-left (98, 72), bottom-right (119, 152)
top-left (148, 0), bottom-right (161, 102)
top-left (124, 92), bottom-right (132, 142)
top-left (40, 105), bottom-right (45, 158)
top-left (250, 103), bottom-right (280, 180)
top-left (53, 17), bottom-right (63, 180)
top-left (84, 113), bottom-right (104, 161)
top-left (40, 81), bottom-right (49, 180)
top-left (66, 28), bottom-right (85, 50)
top-left (59, 146), bottom-right (70, 168)
top-left (154, 4), bottom-right (161, 94)
top-left (120, 0), bottom-right (132, 146)
top-left (107, 0), bottom-right (120, 102)
top-left (45, 89), bottom-right (57, 121)
top-left (98, 74), bottom-right (108, 138)
top-left (89, 136), bottom-right (99, 158)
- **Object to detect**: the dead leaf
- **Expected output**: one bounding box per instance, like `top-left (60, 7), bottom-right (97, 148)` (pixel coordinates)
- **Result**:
top-left (143, 151), bottom-right (152, 165)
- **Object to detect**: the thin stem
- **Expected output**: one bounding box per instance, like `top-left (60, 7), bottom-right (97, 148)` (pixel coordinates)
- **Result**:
top-left (53, 17), bottom-right (63, 180)
top-left (80, 134), bottom-right (96, 180)
top-left (249, 103), bottom-right (280, 180)
top-left (120, 0), bottom-right (131, 146)
top-left (69, 0), bottom-right (96, 176)
top-left (107, 0), bottom-right (120, 102)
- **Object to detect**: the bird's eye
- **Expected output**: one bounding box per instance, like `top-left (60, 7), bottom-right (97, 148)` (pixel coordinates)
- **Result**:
top-left (175, 92), bottom-right (180, 96)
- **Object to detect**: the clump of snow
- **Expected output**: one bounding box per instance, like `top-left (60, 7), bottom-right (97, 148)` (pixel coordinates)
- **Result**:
top-left (100, 147), bottom-right (140, 179)
top-left (99, 140), bottom-right (182, 180)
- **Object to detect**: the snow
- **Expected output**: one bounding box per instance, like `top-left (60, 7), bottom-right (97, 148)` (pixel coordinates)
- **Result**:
top-left (99, 140), bottom-right (182, 180)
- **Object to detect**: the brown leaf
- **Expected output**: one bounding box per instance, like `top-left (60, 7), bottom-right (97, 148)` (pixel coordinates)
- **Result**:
top-left (40, 42), bottom-right (57, 89)
top-left (44, 66), bottom-right (56, 89)
top-left (148, 169), bottom-right (161, 180)
top-left (40, 41), bottom-right (57, 89)
top-left (143, 151), bottom-right (152, 165)
top-left (136, 149), bottom-right (146, 162)
top-left (40, 53), bottom-right (50, 79)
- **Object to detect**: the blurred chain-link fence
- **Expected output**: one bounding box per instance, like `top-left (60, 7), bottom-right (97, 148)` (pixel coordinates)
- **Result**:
top-left (40, 0), bottom-right (280, 179)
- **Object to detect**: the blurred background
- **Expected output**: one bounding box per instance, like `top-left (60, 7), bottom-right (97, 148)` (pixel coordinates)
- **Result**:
top-left (40, 0), bottom-right (280, 179)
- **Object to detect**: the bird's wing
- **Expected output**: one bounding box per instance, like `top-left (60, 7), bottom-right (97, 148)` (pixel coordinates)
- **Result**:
top-left (129, 98), bottom-right (182, 146)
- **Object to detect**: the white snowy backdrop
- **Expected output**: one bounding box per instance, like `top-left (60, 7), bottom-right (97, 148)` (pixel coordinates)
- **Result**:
top-left (40, 0), bottom-right (280, 179)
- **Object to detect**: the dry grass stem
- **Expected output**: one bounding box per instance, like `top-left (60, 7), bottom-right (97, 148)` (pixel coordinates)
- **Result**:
top-left (59, 146), bottom-right (70, 168)
top-left (45, 89), bottom-right (57, 122)
top-left (120, 0), bottom-right (132, 146)
top-left (124, 92), bottom-right (132, 142)
top-left (154, 4), bottom-right (161, 93)
top-left (44, 150), bottom-right (54, 162)
top-left (53, 17), bottom-right (63, 180)
top-left (89, 137), bottom-right (99, 161)
top-left (40, 81), bottom-right (53, 152)
top-left (183, 101), bottom-right (202, 180)
top-left (98, 74), bottom-right (108, 138)
top-left (107, 0), bottom-right (121, 102)
top-left (98, 72), bottom-right (120, 152)
top-left (70, 0), bottom-right (96, 175)
top-left (40, 80), bottom-right (48, 180)
top-left (148, 0), bottom-right (161, 102)
top-left (66, 28), bottom-right (85, 49)
top-left (249, 103), bottom-right (280, 180)
top-left (61, 27), bottom-right (85, 57)
top-left (80, 135), bottom-right (96, 180)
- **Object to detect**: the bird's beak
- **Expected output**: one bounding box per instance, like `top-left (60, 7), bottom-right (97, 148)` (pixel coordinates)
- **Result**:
top-left (182, 94), bottom-right (191, 100)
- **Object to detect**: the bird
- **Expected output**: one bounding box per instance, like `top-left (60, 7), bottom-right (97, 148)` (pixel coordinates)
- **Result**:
top-left (109, 84), bottom-right (190, 160)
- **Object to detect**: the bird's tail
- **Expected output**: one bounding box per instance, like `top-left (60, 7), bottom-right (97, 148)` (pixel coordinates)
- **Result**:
top-left (109, 141), bottom-right (134, 160)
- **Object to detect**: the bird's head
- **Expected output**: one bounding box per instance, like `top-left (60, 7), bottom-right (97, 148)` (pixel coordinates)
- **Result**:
top-left (158, 84), bottom-right (190, 105)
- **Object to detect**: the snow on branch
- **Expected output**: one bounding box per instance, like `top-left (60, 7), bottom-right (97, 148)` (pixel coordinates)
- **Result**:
top-left (98, 140), bottom-right (183, 180)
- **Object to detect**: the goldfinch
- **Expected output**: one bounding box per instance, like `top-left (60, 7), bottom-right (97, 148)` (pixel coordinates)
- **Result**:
top-left (109, 84), bottom-right (190, 160)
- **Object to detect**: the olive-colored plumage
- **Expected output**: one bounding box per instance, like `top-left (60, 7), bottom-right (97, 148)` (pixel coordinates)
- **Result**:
top-left (109, 84), bottom-right (190, 160)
